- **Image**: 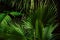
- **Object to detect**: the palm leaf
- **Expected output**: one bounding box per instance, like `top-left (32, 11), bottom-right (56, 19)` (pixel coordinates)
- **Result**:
top-left (1, 15), bottom-right (11, 26)
top-left (43, 24), bottom-right (58, 40)
top-left (0, 13), bottom-right (6, 23)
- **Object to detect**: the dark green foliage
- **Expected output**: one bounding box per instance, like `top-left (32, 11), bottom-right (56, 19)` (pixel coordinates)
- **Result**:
top-left (0, 0), bottom-right (58, 40)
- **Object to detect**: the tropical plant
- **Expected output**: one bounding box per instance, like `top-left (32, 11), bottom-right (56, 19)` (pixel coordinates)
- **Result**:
top-left (0, 0), bottom-right (58, 40)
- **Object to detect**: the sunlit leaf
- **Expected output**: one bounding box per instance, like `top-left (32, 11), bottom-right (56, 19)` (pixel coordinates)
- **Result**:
top-left (1, 15), bottom-right (11, 27)
top-left (9, 23), bottom-right (24, 36)
top-left (10, 12), bottom-right (22, 16)
top-left (0, 14), bottom-right (6, 23)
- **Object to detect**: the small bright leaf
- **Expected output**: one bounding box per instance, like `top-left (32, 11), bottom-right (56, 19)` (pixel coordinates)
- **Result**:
top-left (10, 12), bottom-right (22, 16)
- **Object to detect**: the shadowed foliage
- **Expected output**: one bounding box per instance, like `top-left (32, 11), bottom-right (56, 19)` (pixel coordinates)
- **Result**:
top-left (0, 0), bottom-right (59, 40)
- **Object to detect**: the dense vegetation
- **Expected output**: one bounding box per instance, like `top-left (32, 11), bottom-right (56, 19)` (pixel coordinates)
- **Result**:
top-left (0, 0), bottom-right (59, 40)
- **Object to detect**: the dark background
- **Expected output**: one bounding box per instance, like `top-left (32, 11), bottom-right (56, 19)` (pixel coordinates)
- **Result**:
top-left (53, 0), bottom-right (60, 34)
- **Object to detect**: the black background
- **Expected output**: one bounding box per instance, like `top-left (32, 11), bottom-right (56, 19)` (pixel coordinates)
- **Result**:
top-left (53, 0), bottom-right (60, 34)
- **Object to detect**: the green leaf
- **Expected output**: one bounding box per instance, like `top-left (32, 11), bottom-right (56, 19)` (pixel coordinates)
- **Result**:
top-left (35, 19), bottom-right (39, 38)
top-left (39, 20), bottom-right (44, 40)
top-left (0, 14), bottom-right (6, 23)
top-left (10, 12), bottom-right (22, 16)
top-left (1, 15), bottom-right (11, 27)
top-left (9, 23), bottom-right (27, 40)
top-left (23, 20), bottom-right (32, 29)
top-left (43, 24), bottom-right (58, 40)
top-left (9, 23), bottom-right (24, 36)
top-left (0, 15), bottom-right (11, 34)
